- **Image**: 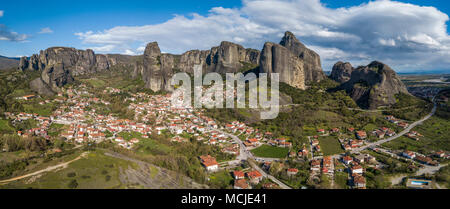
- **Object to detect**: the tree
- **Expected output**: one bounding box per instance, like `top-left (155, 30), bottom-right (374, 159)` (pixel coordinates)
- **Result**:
top-left (68, 179), bottom-right (78, 189)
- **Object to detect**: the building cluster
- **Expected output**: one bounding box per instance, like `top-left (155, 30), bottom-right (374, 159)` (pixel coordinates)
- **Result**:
top-left (385, 115), bottom-right (409, 128)
top-left (232, 169), bottom-right (263, 189)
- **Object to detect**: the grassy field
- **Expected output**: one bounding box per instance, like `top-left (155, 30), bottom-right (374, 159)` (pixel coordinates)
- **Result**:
top-left (208, 170), bottom-right (233, 189)
top-left (0, 150), bottom-right (137, 189)
top-left (118, 131), bottom-right (172, 155)
top-left (22, 102), bottom-right (55, 117)
top-left (318, 136), bottom-right (344, 155)
top-left (383, 116), bottom-right (450, 154)
top-left (81, 78), bottom-right (107, 88)
top-left (0, 119), bottom-right (14, 133)
top-left (251, 145), bottom-right (289, 158)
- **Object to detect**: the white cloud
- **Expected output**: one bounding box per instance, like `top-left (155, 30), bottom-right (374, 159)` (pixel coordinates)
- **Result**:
top-left (0, 10), bottom-right (3, 17)
top-left (123, 49), bottom-right (137, 55)
top-left (75, 0), bottom-right (450, 72)
top-left (0, 24), bottom-right (28, 42)
top-left (38, 27), bottom-right (53, 34)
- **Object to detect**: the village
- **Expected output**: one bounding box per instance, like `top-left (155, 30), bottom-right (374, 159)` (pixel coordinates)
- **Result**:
top-left (3, 81), bottom-right (448, 190)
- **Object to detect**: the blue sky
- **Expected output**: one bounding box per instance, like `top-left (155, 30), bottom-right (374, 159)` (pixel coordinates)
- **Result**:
top-left (1, 0), bottom-right (450, 72)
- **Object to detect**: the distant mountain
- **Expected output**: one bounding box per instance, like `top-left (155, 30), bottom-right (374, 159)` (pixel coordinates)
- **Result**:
top-left (0, 55), bottom-right (20, 70)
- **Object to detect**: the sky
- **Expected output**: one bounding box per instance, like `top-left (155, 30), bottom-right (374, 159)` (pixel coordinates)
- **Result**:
top-left (1, 0), bottom-right (450, 72)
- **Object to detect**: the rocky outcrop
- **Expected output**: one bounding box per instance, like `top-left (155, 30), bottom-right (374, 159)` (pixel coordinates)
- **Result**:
top-left (176, 41), bottom-right (260, 74)
top-left (279, 31), bottom-right (325, 83)
top-left (330, 61), bottom-right (353, 83)
top-left (141, 42), bottom-right (177, 92)
top-left (332, 61), bottom-right (409, 109)
top-left (136, 41), bottom-right (260, 91)
top-left (260, 42), bottom-right (305, 89)
top-left (259, 31), bottom-right (324, 89)
top-left (20, 47), bottom-right (137, 95)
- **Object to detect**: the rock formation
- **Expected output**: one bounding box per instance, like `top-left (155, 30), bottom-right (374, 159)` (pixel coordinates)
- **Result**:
top-left (330, 61), bottom-right (353, 83)
top-left (330, 61), bottom-right (409, 109)
top-left (259, 31), bottom-right (325, 89)
top-left (279, 31), bottom-right (325, 83)
top-left (20, 47), bottom-right (136, 94)
top-left (136, 41), bottom-right (260, 92)
top-left (260, 42), bottom-right (305, 89)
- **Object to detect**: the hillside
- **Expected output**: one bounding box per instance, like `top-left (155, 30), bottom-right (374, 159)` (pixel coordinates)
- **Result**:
top-left (0, 56), bottom-right (19, 70)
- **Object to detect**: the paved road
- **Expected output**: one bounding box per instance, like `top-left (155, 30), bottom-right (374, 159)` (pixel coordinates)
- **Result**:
top-left (329, 99), bottom-right (437, 160)
top-left (212, 128), bottom-right (291, 189)
top-left (0, 152), bottom-right (88, 184)
top-left (390, 163), bottom-right (448, 186)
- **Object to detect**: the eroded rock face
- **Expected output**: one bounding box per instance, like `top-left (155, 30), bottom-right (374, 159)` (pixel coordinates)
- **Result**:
top-left (335, 61), bottom-right (409, 109)
top-left (41, 63), bottom-right (74, 92)
top-left (260, 42), bottom-right (305, 89)
top-left (330, 61), bottom-right (353, 83)
top-left (143, 42), bottom-right (165, 92)
top-left (260, 31), bottom-right (324, 89)
top-left (136, 41), bottom-right (260, 91)
top-left (21, 47), bottom-right (126, 95)
top-left (279, 31), bottom-right (325, 83)
top-left (176, 41), bottom-right (260, 74)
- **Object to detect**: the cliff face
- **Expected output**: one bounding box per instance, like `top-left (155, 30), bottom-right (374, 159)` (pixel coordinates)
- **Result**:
top-left (259, 31), bottom-right (324, 89)
top-left (20, 47), bottom-right (135, 95)
top-left (136, 41), bottom-right (260, 92)
top-left (176, 41), bottom-right (260, 74)
top-left (331, 61), bottom-right (409, 109)
top-left (260, 42), bottom-right (305, 89)
top-left (279, 31), bottom-right (325, 83)
top-left (22, 32), bottom-right (326, 94)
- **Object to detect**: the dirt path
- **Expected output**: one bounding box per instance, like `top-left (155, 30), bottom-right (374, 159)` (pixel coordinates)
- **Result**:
top-left (0, 152), bottom-right (88, 184)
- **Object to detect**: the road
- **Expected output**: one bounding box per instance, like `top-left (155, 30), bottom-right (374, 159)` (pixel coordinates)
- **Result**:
top-left (390, 163), bottom-right (447, 186)
top-left (212, 128), bottom-right (291, 189)
top-left (328, 99), bottom-right (438, 160)
top-left (0, 152), bottom-right (88, 184)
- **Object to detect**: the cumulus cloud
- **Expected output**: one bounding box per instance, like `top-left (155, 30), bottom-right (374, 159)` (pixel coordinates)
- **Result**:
top-left (0, 24), bottom-right (28, 42)
top-left (38, 27), bottom-right (53, 34)
top-left (75, 0), bottom-right (450, 72)
top-left (0, 11), bottom-right (28, 42)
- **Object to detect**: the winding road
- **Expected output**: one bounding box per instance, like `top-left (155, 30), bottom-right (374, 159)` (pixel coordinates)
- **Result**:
top-left (212, 128), bottom-right (291, 189)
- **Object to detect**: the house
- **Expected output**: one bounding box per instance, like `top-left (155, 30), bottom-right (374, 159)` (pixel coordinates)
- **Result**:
top-left (415, 155), bottom-right (433, 165)
top-left (298, 146), bottom-right (309, 158)
top-left (353, 174), bottom-right (366, 188)
top-left (311, 139), bottom-right (319, 146)
top-left (287, 168), bottom-right (298, 176)
top-left (199, 155), bottom-right (219, 172)
top-left (434, 151), bottom-right (446, 158)
top-left (354, 155), bottom-right (365, 164)
top-left (356, 131), bottom-right (367, 139)
top-left (232, 170), bottom-right (245, 180)
top-left (22, 95), bottom-right (37, 100)
top-left (311, 159), bottom-right (321, 171)
top-left (288, 151), bottom-right (296, 158)
top-left (246, 170), bottom-right (263, 184)
top-left (234, 179), bottom-right (249, 189)
top-left (343, 156), bottom-right (353, 165)
top-left (375, 130), bottom-right (385, 138)
top-left (351, 165), bottom-right (363, 174)
top-left (402, 151), bottom-right (416, 159)
top-left (317, 129), bottom-right (325, 134)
